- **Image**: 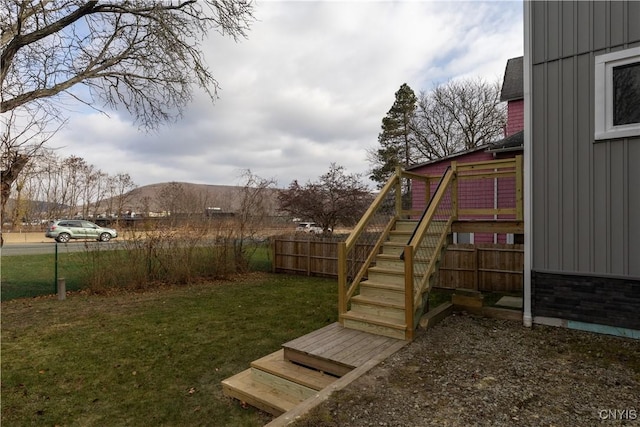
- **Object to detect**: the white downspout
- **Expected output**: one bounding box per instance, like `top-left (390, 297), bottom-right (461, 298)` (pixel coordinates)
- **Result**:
top-left (522, 0), bottom-right (533, 327)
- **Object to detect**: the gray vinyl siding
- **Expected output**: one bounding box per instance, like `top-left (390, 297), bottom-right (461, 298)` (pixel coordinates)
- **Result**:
top-left (530, 1), bottom-right (640, 277)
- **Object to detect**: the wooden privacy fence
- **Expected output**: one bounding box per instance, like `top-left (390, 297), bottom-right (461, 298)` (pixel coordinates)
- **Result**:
top-left (272, 237), bottom-right (523, 293)
top-left (272, 236), bottom-right (373, 278)
top-left (438, 243), bottom-right (524, 293)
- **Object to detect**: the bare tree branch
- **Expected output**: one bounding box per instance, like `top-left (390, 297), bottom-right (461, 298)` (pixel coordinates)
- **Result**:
top-left (412, 77), bottom-right (506, 160)
top-left (1, 0), bottom-right (254, 127)
top-left (0, 0), bottom-right (254, 245)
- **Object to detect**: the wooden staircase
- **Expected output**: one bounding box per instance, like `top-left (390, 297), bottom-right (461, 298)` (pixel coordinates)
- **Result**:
top-left (221, 219), bottom-right (448, 419)
top-left (222, 160), bottom-right (522, 421)
top-left (340, 219), bottom-right (446, 340)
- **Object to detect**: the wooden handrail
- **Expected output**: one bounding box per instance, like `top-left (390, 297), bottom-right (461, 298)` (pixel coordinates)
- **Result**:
top-left (456, 157), bottom-right (518, 171)
top-left (339, 170), bottom-right (401, 319)
top-left (412, 216), bottom-right (454, 308)
top-left (345, 218), bottom-right (396, 301)
top-left (403, 167), bottom-right (455, 331)
top-left (344, 174), bottom-right (398, 252)
top-left (407, 168), bottom-right (455, 250)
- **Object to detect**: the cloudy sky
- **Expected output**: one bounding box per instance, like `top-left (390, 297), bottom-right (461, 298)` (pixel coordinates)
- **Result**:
top-left (50, 0), bottom-right (523, 190)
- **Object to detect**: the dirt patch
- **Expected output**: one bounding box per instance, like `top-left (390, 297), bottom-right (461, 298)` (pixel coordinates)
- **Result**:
top-left (292, 314), bottom-right (640, 427)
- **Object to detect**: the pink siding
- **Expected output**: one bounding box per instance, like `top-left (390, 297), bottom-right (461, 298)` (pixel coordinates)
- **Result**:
top-left (410, 149), bottom-right (495, 177)
top-left (410, 149), bottom-right (495, 211)
top-left (506, 99), bottom-right (524, 136)
top-left (407, 96), bottom-right (524, 242)
top-left (409, 148), bottom-right (521, 243)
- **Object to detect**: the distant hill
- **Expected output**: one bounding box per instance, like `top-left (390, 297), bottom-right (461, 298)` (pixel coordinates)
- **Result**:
top-left (118, 182), bottom-right (282, 215)
top-left (5, 182), bottom-right (284, 221)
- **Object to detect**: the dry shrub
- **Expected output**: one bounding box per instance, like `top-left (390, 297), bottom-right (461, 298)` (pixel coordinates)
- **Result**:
top-left (80, 220), bottom-right (259, 292)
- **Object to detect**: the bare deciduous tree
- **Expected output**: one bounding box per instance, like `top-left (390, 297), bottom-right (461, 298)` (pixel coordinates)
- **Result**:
top-left (1, 107), bottom-right (63, 239)
top-left (0, 0), bottom-right (254, 243)
top-left (278, 163), bottom-right (372, 233)
top-left (107, 173), bottom-right (137, 219)
top-left (231, 169), bottom-right (277, 271)
top-left (412, 78), bottom-right (506, 160)
top-left (1, 1), bottom-right (254, 119)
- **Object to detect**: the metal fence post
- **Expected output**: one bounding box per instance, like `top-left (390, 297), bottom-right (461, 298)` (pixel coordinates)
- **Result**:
top-left (57, 278), bottom-right (66, 300)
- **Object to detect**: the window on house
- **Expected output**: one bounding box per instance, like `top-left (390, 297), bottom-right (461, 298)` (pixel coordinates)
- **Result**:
top-left (613, 63), bottom-right (640, 126)
top-left (454, 232), bottom-right (474, 244)
top-left (595, 47), bottom-right (640, 140)
top-left (504, 234), bottom-right (524, 245)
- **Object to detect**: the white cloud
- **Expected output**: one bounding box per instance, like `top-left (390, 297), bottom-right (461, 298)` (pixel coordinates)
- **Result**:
top-left (48, 0), bottom-right (524, 189)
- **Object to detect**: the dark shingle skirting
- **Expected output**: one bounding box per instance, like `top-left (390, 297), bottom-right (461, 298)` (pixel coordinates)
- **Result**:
top-left (532, 270), bottom-right (640, 330)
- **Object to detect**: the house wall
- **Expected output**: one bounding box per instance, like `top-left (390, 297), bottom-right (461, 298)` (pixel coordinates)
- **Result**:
top-left (506, 99), bottom-right (524, 137)
top-left (529, 1), bottom-right (640, 330)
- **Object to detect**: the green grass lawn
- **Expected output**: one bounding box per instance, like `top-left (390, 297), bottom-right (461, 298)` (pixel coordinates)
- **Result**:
top-left (1, 252), bottom-right (89, 301)
top-left (1, 272), bottom-right (339, 426)
top-left (1, 245), bottom-right (273, 301)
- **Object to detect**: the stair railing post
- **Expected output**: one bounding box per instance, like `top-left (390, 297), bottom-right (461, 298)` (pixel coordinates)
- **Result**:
top-left (338, 242), bottom-right (347, 323)
top-left (395, 167), bottom-right (403, 218)
top-left (451, 161), bottom-right (458, 221)
top-left (515, 154), bottom-right (524, 221)
top-left (403, 245), bottom-right (414, 341)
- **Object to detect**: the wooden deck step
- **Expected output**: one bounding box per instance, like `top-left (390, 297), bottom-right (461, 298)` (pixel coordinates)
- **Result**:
top-left (221, 369), bottom-right (301, 416)
top-left (394, 220), bottom-right (419, 232)
top-left (387, 230), bottom-right (413, 242)
top-left (382, 241), bottom-right (437, 257)
top-left (350, 293), bottom-right (404, 309)
top-left (252, 350), bottom-right (337, 391)
top-left (375, 253), bottom-right (432, 270)
top-left (367, 266), bottom-right (405, 285)
top-left (359, 280), bottom-right (404, 303)
top-left (341, 310), bottom-right (407, 340)
top-left (282, 322), bottom-right (403, 376)
top-left (350, 294), bottom-right (405, 321)
top-left (374, 253), bottom-right (403, 269)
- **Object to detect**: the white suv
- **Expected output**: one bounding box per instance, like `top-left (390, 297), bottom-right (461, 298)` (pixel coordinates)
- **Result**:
top-left (45, 219), bottom-right (118, 243)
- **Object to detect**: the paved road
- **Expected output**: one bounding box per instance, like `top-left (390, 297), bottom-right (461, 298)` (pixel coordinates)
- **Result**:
top-left (1, 241), bottom-right (124, 256)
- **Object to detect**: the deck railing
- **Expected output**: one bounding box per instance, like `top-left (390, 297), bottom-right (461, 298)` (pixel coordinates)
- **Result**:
top-left (403, 167), bottom-right (455, 338)
top-left (454, 156), bottom-right (523, 221)
top-left (337, 155), bottom-right (523, 333)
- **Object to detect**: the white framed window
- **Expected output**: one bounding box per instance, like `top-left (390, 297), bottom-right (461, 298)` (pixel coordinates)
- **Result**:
top-left (594, 47), bottom-right (640, 140)
top-left (453, 232), bottom-right (474, 244)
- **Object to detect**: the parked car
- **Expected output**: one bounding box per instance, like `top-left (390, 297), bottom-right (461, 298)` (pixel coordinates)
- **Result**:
top-left (296, 222), bottom-right (329, 234)
top-left (45, 220), bottom-right (118, 243)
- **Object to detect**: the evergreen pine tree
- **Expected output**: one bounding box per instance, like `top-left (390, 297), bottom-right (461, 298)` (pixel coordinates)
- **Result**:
top-left (369, 83), bottom-right (417, 187)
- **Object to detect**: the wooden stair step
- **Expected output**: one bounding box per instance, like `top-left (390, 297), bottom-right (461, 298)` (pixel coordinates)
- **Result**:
top-left (394, 220), bottom-right (419, 232)
top-left (387, 231), bottom-right (413, 242)
top-left (369, 265), bottom-right (403, 274)
top-left (359, 280), bottom-right (404, 302)
top-left (342, 310), bottom-right (405, 329)
top-left (341, 310), bottom-right (407, 340)
top-left (350, 294), bottom-right (404, 309)
top-left (350, 294), bottom-right (405, 321)
top-left (252, 349), bottom-right (336, 391)
top-left (221, 369), bottom-right (301, 416)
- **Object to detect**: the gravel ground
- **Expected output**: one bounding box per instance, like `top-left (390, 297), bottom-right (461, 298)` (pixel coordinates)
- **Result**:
top-left (292, 313), bottom-right (640, 427)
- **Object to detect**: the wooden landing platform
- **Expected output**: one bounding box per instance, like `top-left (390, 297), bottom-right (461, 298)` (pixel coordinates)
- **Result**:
top-left (282, 322), bottom-right (404, 376)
